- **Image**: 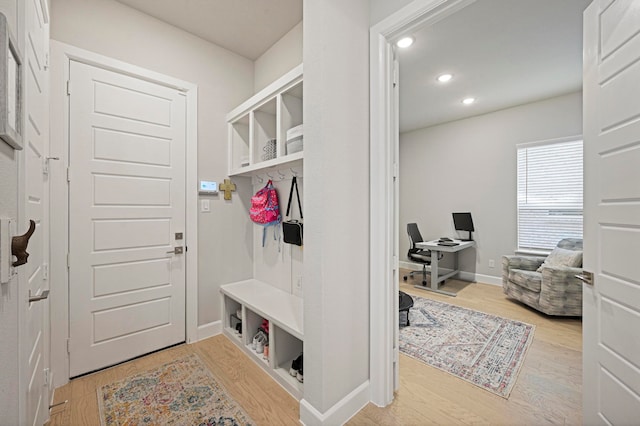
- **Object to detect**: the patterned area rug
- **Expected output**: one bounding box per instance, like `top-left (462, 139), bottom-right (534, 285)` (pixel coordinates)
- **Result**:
top-left (97, 353), bottom-right (254, 425)
top-left (400, 295), bottom-right (535, 398)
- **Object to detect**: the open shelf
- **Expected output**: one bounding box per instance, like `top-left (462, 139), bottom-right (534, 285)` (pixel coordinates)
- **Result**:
top-left (221, 279), bottom-right (303, 400)
top-left (227, 64), bottom-right (303, 176)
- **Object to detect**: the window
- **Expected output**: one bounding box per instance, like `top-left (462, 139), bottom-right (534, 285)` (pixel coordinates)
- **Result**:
top-left (517, 137), bottom-right (583, 251)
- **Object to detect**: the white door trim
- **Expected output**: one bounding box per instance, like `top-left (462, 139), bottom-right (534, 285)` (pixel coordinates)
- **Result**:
top-left (369, 0), bottom-right (476, 406)
top-left (49, 41), bottom-right (198, 386)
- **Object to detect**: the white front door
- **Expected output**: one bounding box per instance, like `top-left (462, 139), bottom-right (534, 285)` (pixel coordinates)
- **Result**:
top-left (68, 60), bottom-right (187, 377)
top-left (20, 0), bottom-right (50, 423)
top-left (583, 0), bottom-right (640, 422)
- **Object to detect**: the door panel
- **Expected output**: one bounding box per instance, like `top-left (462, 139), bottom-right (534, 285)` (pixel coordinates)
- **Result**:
top-left (23, 0), bottom-right (49, 424)
top-left (583, 0), bottom-right (640, 422)
top-left (68, 60), bottom-right (186, 377)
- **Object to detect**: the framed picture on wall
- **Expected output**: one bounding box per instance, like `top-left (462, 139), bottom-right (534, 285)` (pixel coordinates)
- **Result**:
top-left (0, 12), bottom-right (23, 150)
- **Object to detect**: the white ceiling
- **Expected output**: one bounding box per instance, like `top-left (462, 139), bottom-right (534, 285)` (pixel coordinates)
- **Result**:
top-left (114, 0), bottom-right (590, 133)
top-left (114, 0), bottom-right (302, 60)
top-left (396, 0), bottom-right (592, 133)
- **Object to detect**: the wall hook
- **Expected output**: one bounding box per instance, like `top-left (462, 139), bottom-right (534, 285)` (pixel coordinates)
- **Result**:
top-left (290, 168), bottom-right (298, 177)
top-left (277, 169), bottom-right (286, 180)
top-left (12, 220), bottom-right (35, 267)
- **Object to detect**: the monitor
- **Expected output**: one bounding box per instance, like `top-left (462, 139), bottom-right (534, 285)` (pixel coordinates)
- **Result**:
top-left (452, 212), bottom-right (474, 241)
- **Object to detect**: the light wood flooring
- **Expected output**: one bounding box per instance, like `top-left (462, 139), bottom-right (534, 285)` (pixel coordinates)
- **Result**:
top-left (49, 273), bottom-right (582, 425)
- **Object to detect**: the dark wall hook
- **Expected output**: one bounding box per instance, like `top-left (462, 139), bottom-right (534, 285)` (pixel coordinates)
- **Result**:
top-left (12, 219), bottom-right (35, 267)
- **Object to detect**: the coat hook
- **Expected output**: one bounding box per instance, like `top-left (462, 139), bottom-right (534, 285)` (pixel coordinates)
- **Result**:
top-left (277, 169), bottom-right (286, 180)
top-left (290, 168), bottom-right (298, 177)
top-left (12, 220), bottom-right (36, 267)
top-left (266, 172), bottom-right (275, 180)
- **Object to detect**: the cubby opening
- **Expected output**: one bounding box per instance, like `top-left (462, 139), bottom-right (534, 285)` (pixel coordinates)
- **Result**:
top-left (252, 98), bottom-right (277, 165)
top-left (229, 114), bottom-right (250, 170)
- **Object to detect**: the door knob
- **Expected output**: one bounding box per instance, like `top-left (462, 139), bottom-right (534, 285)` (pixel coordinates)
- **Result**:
top-left (12, 220), bottom-right (36, 267)
top-left (166, 246), bottom-right (184, 255)
top-left (29, 289), bottom-right (49, 303)
top-left (575, 271), bottom-right (594, 286)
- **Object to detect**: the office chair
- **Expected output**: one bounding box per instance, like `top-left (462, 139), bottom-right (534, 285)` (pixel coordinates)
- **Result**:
top-left (403, 223), bottom-right (442, 286)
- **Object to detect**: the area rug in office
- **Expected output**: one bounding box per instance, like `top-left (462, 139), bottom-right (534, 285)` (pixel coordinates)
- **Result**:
top-left (400, 296), bottom-right (535, 398)
top-left (97, 353), bottom-right (254, 426)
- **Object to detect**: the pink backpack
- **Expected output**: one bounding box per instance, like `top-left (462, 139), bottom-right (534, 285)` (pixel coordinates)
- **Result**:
top-left (250, 180), bottom-right (281, 245)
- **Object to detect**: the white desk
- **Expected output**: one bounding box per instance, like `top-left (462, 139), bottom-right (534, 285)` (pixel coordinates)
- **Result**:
top-left (414, 239), bottom-right (476, 296)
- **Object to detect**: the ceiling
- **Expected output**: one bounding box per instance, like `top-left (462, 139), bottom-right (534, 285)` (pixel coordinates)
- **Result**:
top-left (115, 0), bottom-right (302, 60)
top-left (114, 0), bottom-right (590, 133)
top-left (396, 0), bottom-right (592, 133)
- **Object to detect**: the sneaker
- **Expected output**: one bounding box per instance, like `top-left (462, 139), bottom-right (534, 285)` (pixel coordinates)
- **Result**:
top-left (263, 344), bottom-right (269, 360)
top-left (252, 331), bottom-right (264, 350)
top-left (289, 354), bottom-right (302, 377)
top-left (296, 355), bottom-right (303, 383)
top-left (235, 322), bottom-right (242, 336)
top-left (256, 334), bottom-right (267, 354)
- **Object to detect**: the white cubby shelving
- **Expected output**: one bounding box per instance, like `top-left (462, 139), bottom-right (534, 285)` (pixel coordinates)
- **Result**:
top-left (221, 279), bottom-right (303, 400)
top-left (227, 64), bottom-right (303, 177)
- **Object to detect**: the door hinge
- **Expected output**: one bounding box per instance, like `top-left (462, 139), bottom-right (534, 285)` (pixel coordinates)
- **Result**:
top-left (393, 162), bottom-right (399, 179)
top-left (66, 80), bottom-right (72, 95)
top-left (43, 263), bottom-right (49, 281)
top-left (44, 52), bottom-right (50, 70)
top-left (66, 253), bottom-right (70, 269)
top-left (66, 167), bottom-right (71, 182)
top-left (44, 368), bottom-right (50, 386)
top-left (66, 338), bottom-right (71, 354)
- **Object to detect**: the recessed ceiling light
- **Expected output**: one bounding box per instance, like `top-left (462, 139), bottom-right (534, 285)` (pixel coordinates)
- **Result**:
top-left (396, 36), bottom-right (414, 48)
top-left (462, 97), bottom-right (476, 105)
top-left (437, 73), bottom-right (453, 83)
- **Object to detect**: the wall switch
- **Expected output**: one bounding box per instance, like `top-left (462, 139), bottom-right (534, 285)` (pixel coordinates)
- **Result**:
top-left (488, 259), bottom-right (495, 268)
top-left (200, 199), bottom-right (210, 213)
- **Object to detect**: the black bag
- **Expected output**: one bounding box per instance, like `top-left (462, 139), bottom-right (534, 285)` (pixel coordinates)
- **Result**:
top-left (282, 176), bottom-right (303, 246)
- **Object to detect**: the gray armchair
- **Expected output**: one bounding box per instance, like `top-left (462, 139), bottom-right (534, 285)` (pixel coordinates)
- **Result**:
top-left (502, 238), bottom-right (583, 316)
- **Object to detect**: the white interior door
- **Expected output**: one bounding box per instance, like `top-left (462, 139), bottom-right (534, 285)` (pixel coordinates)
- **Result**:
top-left (20, 0), bottom-right (50, 424)
top-left (583, 0), bottom-right (640, 422)
top-left (68, 60), bottom-right (187, 377)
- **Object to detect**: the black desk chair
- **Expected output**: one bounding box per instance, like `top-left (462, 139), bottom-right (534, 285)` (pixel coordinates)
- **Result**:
top-left (403, 223), bottom-right (441, 286)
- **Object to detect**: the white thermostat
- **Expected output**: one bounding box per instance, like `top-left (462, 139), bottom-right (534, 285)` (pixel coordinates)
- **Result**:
top-left (199, 180), bottom-right (218, 195)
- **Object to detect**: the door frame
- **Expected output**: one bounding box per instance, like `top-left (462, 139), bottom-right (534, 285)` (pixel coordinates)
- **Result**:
top-left (369, 0), bottom-right (476, 406)
top-left (49, 41), bottom-right (199, 386)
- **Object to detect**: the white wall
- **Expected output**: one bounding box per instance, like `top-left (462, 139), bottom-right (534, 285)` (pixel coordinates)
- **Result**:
top-left (302, 0), bottom-right (370, 423)
top-left (50, 0), bottom-right (255, 326)
top-left (0, 1), bottom-right (20, 423)
top-left (399, 91), bottom-right (583, 280)
top-left (254, 21), bottom-right (303, 92)
top-left (369, 0), bottom-right (415, 25)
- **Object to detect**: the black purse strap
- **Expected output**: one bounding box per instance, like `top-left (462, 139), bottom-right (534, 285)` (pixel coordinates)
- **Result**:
top-left (285, 176), bottom-right (303, 219)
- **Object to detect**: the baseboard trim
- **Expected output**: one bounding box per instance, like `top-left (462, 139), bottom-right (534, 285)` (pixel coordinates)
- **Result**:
top-left (196, 320), bottom-right (222, 341)
top-left (400, 262), bottom-right (502, 286)
top-left (300, 381), bottom-right (370, 426)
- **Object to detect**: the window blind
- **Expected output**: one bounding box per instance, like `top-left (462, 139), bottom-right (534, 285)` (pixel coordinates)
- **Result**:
top-left (517, 139), bottom-right (583, 251)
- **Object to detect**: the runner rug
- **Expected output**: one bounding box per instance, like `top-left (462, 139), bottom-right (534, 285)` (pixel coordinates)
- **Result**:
top-left (400, 295), bottom-right (535, 398)
top-left (97, 353), bottom-right (254, 425)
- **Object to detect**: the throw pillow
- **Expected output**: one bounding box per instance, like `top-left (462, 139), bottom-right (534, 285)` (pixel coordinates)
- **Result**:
top-left (537, 247), bottom-right (583, 272)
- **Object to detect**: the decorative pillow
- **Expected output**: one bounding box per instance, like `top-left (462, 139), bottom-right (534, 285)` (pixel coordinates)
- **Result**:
top-left (537, 247), bottom-right (583, 272)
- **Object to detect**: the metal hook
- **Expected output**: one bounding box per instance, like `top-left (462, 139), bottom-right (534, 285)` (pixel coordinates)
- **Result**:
top-left (277, 169), bottom-right (286, 180)
top-left (290, 168), bottom-right (298, 177)
top-left (255, 175), bottom-right (264, 184)
top-left (266, 172), bottom-right (275, 180)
